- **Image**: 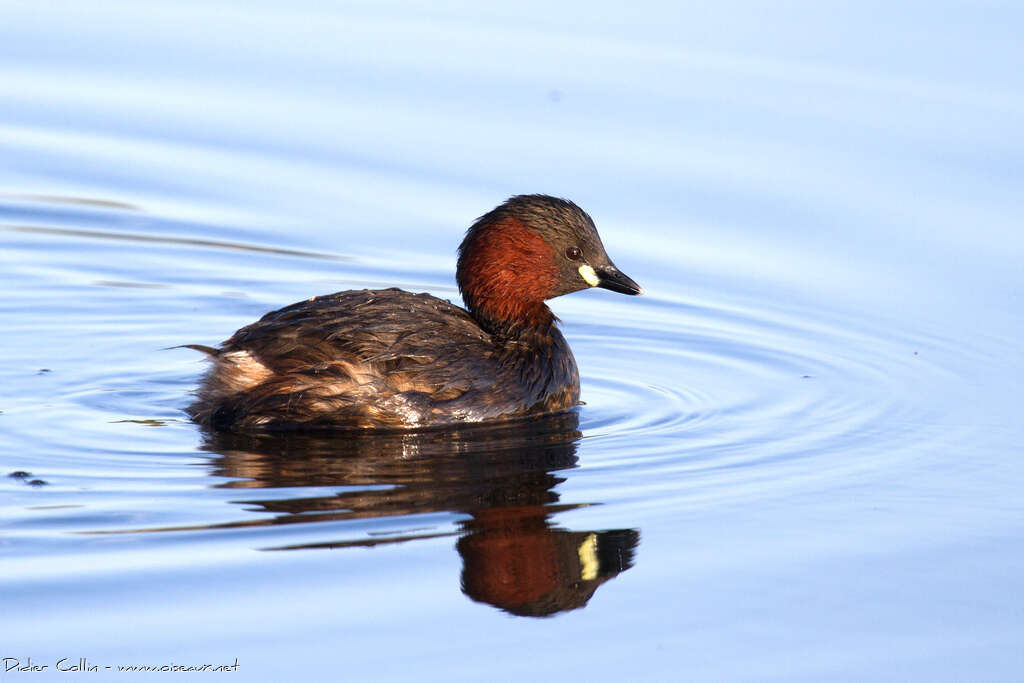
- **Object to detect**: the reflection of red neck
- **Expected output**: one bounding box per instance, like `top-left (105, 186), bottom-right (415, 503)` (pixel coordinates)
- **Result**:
top-left (458, 218), bottom-right (558, 336)
top-left (460, 505), bottom-right (560, 610)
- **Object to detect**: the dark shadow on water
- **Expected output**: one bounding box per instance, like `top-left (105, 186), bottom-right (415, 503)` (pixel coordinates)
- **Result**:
top-left (200, 411), bottom-right (639, 617)
top-left (2, 224), bottom-right (347, 261)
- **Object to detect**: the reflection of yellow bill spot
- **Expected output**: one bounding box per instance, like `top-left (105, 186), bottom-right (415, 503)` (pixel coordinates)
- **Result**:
top-left (579, 264), bottom-right (599, 286)
top-left (578, 532), bottom-right (599, 581)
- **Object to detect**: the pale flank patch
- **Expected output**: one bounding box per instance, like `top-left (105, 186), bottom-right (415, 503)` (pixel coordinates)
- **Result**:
top-left (218, 350), bottom-right (273, 392)
top-left (577, 532), bottom-right (599, 581)
top-left (578, 264), bottom-right (599, 287)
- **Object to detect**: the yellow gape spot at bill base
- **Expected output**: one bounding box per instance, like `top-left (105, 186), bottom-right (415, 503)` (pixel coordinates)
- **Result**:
top-left (579, 264), bottom-right (599, 287)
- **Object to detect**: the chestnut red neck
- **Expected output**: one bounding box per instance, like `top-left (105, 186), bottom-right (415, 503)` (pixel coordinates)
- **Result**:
top-left (457, 216), bottom-right (558, 338)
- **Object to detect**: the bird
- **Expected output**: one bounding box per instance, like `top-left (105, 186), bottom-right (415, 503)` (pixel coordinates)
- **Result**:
top-left (187, 194), bottom-right (641, 431)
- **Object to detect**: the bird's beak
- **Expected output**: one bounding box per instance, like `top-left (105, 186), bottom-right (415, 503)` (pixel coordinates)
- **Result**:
top-left (595, 265), bottom-right (643, 296)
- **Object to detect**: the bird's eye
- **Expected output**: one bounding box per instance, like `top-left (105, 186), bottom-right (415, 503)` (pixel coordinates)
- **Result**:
top-left (565, 246), bottom-right (582, 261)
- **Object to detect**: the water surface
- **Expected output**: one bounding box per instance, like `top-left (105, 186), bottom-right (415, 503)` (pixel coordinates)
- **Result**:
top-left (2, 2), bottom-right (1023, 681)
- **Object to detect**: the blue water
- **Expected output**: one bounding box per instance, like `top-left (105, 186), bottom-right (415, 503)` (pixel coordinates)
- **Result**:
top-left (2, 2), bottom-right (1023, 681)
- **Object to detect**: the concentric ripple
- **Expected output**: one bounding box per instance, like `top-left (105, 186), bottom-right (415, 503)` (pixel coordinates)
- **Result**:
top-left (559, 290), bottom-right (971, 506)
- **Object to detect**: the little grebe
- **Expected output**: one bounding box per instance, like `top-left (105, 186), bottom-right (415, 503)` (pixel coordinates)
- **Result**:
top-left (188, 194), bottom-right (641, 430)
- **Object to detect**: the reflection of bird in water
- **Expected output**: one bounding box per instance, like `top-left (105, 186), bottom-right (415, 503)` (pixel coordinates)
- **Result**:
top-left (459, 507), bottom-right (638, 617)
top-left (201, 411), bottom-right (639, 617)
